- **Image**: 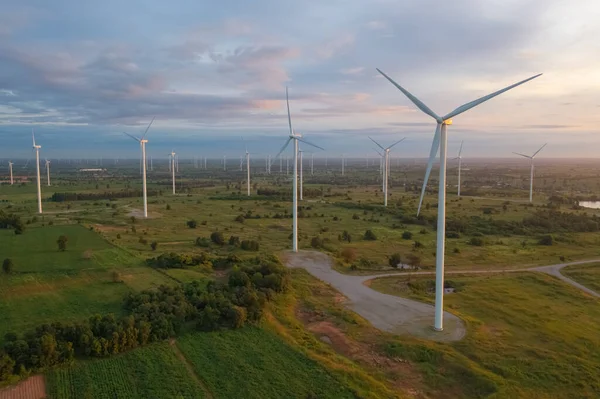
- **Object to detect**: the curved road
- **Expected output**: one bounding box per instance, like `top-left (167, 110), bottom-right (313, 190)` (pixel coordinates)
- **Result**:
top-left (285, 251), bottom-right (600, 342)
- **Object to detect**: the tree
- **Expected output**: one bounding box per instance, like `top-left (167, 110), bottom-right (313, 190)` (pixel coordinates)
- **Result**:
top-left (538, 234), bottom-right (554, 246)
top-left (405, 254), bottom-right (421, 268)
top-left (57, 235), bottom-right (68, 252)
top-left (186, 220), bottom-right (197, 229)
top-left (150, 241), bottom-right (158, 251)
top-left (210, 232), bottom-right (225, 246)
top-left (311, 236), bottom-right (323, 249)
top-left (402, 231), bottom-right (413, 240)
top-left (388, 253), bottom-right (402, 268)
top-left (340, 248), bottom-right (357, 263)
top-left (364, 230), bottom-right (377, 241)
top-left (2, 258), bottom-right (13, 274)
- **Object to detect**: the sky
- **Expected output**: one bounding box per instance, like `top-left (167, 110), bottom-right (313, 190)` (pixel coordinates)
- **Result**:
top-left (1, 0), bottom-right (600, 159)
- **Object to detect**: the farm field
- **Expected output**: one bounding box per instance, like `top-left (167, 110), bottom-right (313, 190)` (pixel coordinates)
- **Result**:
top-left (46, 343), bottom-right (204, 398)
top-left (368, 272), bottom-right (600, 398)
top-left (561, 262), bottom-right (600, 292)
top-left (176, 327), bottom-right (357, 399)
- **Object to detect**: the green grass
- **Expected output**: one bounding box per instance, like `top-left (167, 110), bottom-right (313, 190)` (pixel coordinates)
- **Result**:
top-left (46, 343), bottom-right (203, 398)
top-left (369, 272), bottom-right (600, 398)
top-left (562, 262), bottom-right (600, 293)
top-left (177, 327), bottom-right (357, 399)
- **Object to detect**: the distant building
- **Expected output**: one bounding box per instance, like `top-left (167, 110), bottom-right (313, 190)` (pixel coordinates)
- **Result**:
top-left (78, 168), bottom-right (107, 172)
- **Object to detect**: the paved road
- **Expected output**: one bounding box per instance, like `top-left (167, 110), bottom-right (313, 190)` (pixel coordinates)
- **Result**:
top-left (285, 251), bottom-right (600, 342)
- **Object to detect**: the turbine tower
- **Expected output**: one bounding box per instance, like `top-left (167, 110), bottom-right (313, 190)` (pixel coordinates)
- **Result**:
top-left (299, 149), bottom-right (304, 200)
top-left (272, 87), bottom-right (324, 252)
top-left (124, 117), bottom-right (155, 218)
top-left (377, 68), bottom-right (541, 332)
top-left (513, 143), bottom-right (546, 203)
top-left (8, 161), bottom-right (14, 185)
top-left (45, 159), bottom-right (51, 186)
top-left (32, 132), bottom-right (42, 214)
top-left (170, 150), bottom-right (176, 194)
top-left (454, 141), bottom-right (464, 197)
top-left (242, 138), bottom-right (251, 196)
top-left (369, 137), bottom-right (405, 207)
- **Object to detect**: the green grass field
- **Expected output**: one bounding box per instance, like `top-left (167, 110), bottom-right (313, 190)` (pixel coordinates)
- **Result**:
top-left (176, 327), bottom-right (357, 399)
top-left (561, 262), bottom-right (600, 293)
top-left (46, 343), bottom-right (203, 398)
top-left (369, 272), bottom-right (600, 398)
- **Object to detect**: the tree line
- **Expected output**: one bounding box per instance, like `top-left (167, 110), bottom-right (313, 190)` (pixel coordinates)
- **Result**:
top-left (50, 190), bottom-right (160, 202)
top-left (0, 256), bottom-right (289, 384)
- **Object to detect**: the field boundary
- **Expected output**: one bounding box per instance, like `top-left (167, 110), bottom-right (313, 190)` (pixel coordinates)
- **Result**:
top-left (170, 339), bottom-right (214, 399)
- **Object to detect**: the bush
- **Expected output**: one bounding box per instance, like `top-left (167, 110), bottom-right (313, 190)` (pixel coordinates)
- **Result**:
top-left (340, 248), bottom-right (357, 263)
top-left (311, 236), bottom-right (324, 249)
top-left (341, 230), bottom-right (352, 243)
top-left (57, 235), bottom-right (68, 251)
top-left (388, 253), bottom-right (402, 268)
top-left (405, 254), bottom-right (421, 268)
top-left (402, 231), bottom-right (413, 240)
top-left (150, 242), bottom-right (158, 251)
top-left (229, 236), bottom-right (240, 246)
top-left (210, 232), bottom-right (225, 246)
top-left (364, 230), bottom-right (377, 241)
top-left (446, 231), bottom-right (461, 239)
top-left (111, 270), bottom-right (121, 283)
top-left (116, 233), bottom-right (121, 239)
top-left (138, 237), bottom-right (148, 245)
top-left (186, 220), bottom-right (197, 229)
top-left (82, 250), bottom-right (93, 260)
top-left (240, 240), bottom-right (260, 251)
top-left (469, 237), bottom-right (484, 246)
top-left (538, 234), bottom-right (554, 246)
top-left (196, 237), bottom-right (211, 247)
top-left (166, 204), bottom-right (171, 210)
top-left (413, 241), bottom-right (423, 249)
top-left (234, 215), bottom-right (245, 223)
top-left (2, 258), bottom-right (13, 274)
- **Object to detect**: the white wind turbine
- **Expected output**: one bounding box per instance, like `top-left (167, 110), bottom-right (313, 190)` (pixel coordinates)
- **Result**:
top-left (32, 131), bottom-right (42, 214)
top-left (513, 143), bottom-right (546, 203)
top-left (169, 150), bottom-right (176, 194)
top-left (369, 137), bottom-right (405, 207)
top-left (372, 148), bottom-right (384, 191)
top-left (45, 159), bottom-right (51, 186)
top-left (299, 149), bottom-right (304, 200)
top-left (8, 161), bottom-right (14, 185)
top-left (272, 87), bottom-right (324, 252)
top-left (377, 68), bottom-right (541, 332)
top-left (454, 141), bottom-right (464, 197)
top-left (242, 138), bottom-right (251, 196)
top-left (124, 117), bottom-right (155, 218)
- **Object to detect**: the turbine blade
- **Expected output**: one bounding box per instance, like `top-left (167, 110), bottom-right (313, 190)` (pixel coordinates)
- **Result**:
top-left (376, 68), bottom-right (441, 121)
top-left (271, 137), bottom-right (293, 167)
top-left (369, 136), bottom-right (385, 151)
top-left (458, 140), bottom-right (464, 157)
top-left (387, 137), bottom-right (406, 150)
top-left (141, 116), bottom-right (155, 140)
top-left (417, 124), bottom-right (441, 216)
top-left (32, 130), bottom-right (36, 147)
top-left (286, 87), bottom-right (293, 136)
top-left (373, 148), bottom-right (383, 156)
top-left (123, 132), bottom-right (141, 142)
top-left (443, 73), bottom-right (543, 120)
top-left (512, 152), bottom-right (531, 158)
top-left (297, 138), bottom-right (325, 151)
top-left (532, 143), bottom-right (547, 158)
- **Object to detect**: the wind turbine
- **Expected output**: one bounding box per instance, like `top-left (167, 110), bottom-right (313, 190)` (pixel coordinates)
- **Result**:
top-left (124, 116), bottom-right (155, 218)
top-left (513, 143), bottom-right (546, 203)
top-left (454, 141), bottom-right (464, 197)
top-left (341, 154), bottom-right (345, 176)
top-left (8, 161), bottom-right (14, 185)
top-left (242, 137), bottom-right (251, 196)
top-left (299, 149), bottom-right (304, 200)
top-left (45, 159), bottom-right (51, 186)
top-left (170, 150), bottom-right (176, 194)
top-left (369, 137), bottom-right (405, 207)
top-left (32, 131), bottom-right (42, 214)
top-left (373, 147), bottom-right (384, 191)
top-left (377, 68), bottom-right (541, 332)
top-left (271, 87), bottom-right (324, 252)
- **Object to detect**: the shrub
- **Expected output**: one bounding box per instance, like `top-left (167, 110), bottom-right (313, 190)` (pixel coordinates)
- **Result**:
top-left (166, 204), bottom-right (171, 210)
top-left (402, 231), bottom-right (413, 240)
top-left (311, 236), bottom-right (324, 249)
top-left (138, 237), bottom-right (148, 245)
top-left (210, 232), bottom-right (225, 246)
top-left (341, 230), bottom-right (352, 243)
top-left (186, 220), bottom-right (197, 229)
top-left (229, 236), bottom-right (240, 246)
top-left (82, 250), bottom-right (93, 260)
top-left (405, 254), bottom-right (421, 268)
top-left (110, 270), bottom-right (121, 283)
top-left (240, 240), bottom-right (260, 251)
top-left (2, 258), bottom-right (13, 274)
top-left (130, 216), bottom-right (136, 224)
top-left (413, 241), bottom-right (423, 249)
top-left (234, 215), bottom-right (245, 223)
top-left (364, 230), bottom-right (377, 240)
top-left (446, 231), bottom-right (461, 239)
top-left (352, 214), bottom-right (360, 220)
top-left (201, 220), bottom-right (207, 226)
top-left (469, 237), bottom-right (484, 246)
top-left (57, 235), bottom-right (68, 252)
top-left (196, 237), bottom-right (211, 247)
top-left (538, 234), bottom-right (554, 246)
top-left (340, 248), bottom-right (357, 263)
top-left (419, 228), bottom-right (428, 234)
top-left (388, 253), bottom-right (402, 268)
top-left (116, 233), bottom-right (121, 239)
top-left (150, 241), bottom-right (158, 251)
top-left (453, 247), bottom-right (460, 254)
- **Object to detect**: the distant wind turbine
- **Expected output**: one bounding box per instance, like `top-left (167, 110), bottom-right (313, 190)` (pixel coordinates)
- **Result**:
top-left (369, 137), bottom-right (405, 207)
top-left (377, 67), bottom-right (541, 332)
top-left (513, 143), bottom-right (547, 203)
top-left (271, 87), bottom-right (324, 252)
top-left (299, 150), bottom-right (304, 200)
top-left (124, 116), bottom-right (155, 218)
top-left (8, 161), bottom-right (14, 185)
top-left (45, 159), bottom-right (51, 186)
top-left (170, 150), bottom-right (176, 194)
top-left (32, 131), bottom-right (42, 214)
top-left (454, 141), bottom-right (464, 197)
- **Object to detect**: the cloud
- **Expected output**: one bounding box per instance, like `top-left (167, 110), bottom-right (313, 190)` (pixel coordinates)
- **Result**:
top-left (340, 67), bottom-right (364, 75)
